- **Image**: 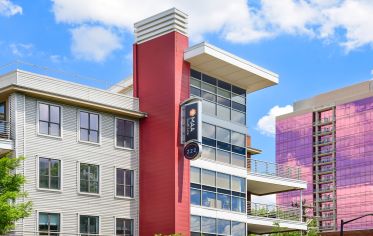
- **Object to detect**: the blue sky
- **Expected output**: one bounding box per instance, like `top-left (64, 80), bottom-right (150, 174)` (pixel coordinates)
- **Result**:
top-left (1, 0), bottom-right (373, 164)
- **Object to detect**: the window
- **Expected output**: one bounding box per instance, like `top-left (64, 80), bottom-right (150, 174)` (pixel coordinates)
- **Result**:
top-left (191, 215), bottom-right (201, 233)
top-left (202, 169), bottom-right (216, 186)
top-left (39, 103), bottom-right (61, 136)
top-left (191, 188), bottom-right (201, 205)
top-left (231, 132), bottom-right (245, 147)
top-left (218, 219), bottom-right (231, 235)
top-left (232, 176), bottom-right (245, 193)
top-left (202, 217), bottom-right (216, 234)
top-left (116, 168), bottom-right (134, 198)
top-left (232, 196), bottom-right (245, 213)
top-left (116, 119), bottom-right (134, 149)
top-left (202, 123), bottom-right (215, 139)
top-left (80, 215), bottom-right (99, 236)
top-left (80, 163), bottom-right (99, 194)
top-left (202, 191), bottom-right (216, 208)
top-left (231, 222), bottom-right (245, 236)
top-left (191, 167), bottom-right (201, 184)
top-left (202, 146), bottom-right (215, 161)
top-left (39, 212), bottom-right (60, 236)
top-left (39, 158), bottom-right (61, 190)
top-left (217, 173), bottom-right (230, 189)
top-left (80, 111), bottom-right (99, 143)
top-left (116, 218), bottom-right (133, 236)
top-left (231, 154), bottom-right (246, 168)
top-left (216, 150), bottom-right (230, 164)
top-left (217, 193), bottom-right (231, 210)
top-left (216, 127), bottom-right (230, 143)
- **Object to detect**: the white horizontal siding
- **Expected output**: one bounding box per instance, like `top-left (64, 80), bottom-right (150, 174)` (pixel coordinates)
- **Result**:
top-left (13, 94), bottom-right (139, 235)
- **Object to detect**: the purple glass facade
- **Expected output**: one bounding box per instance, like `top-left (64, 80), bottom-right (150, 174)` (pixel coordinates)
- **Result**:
top-left (276, 113), bottom-right (313, 211)
top-left (277, 96), bottom-right (373, 232)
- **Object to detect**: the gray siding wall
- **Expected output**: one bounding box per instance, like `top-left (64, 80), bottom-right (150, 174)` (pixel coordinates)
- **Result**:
top-left (12, 93), bottom-right (139, 235)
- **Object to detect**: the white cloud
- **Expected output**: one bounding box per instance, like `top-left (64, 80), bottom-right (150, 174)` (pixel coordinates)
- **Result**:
top-left (70, 25), bottom-right (122, 62)
top-left (0, 0), bottom-right (22, 16)
top-left (9, 43), bottom-right (33, 57)
top-left (257, 105), bottom-right (293, 137)
top-left (251, 194), bottom-right (276, 205)
top-left (51, 0), bottom-right (373, 61)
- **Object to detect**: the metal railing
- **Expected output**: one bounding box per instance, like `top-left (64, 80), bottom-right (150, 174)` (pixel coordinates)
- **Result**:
top-left (247, 201), bottom-right (302, 222)
top-left (0, 120), bottom-right (10, 139)
top-left (248, 159), bottom-right (302, 181)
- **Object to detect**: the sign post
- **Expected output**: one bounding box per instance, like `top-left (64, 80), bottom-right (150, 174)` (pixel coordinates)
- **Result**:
top-left (181, 98), bottom-right (202, 160)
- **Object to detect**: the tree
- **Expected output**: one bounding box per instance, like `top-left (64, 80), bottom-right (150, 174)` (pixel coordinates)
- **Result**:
top-left (0, 154), bottom-right (32, 234)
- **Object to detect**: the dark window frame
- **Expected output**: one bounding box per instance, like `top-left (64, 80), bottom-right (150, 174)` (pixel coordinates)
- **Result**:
top-left (79, 111), bottom-right (100, 143)
top-left (39, 157), bottom-right (61, 190)
top-left (116, 168), bottom-right (134, 198)
top-left (116, 118), bottom-right (135, 149)
top-left (38, 103), bottom-right (61, 137)
top-left (116, 218), bottom-right (134, 236)
top-left (38, 212), bottom-right (60, 236)
top-left (79, 163), bottom-right (100, 194)
top-left (79, 215), bottom-right (99, 236)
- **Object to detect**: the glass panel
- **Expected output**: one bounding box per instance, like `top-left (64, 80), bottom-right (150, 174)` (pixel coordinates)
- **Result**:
top-left (190, 78), bottom-right (201, 87)
top-left (89, 130), bottom-right (99, 143)
top-left (39, 121), bottom-right (49, 135)
top-left (0, 102), bottom-right (5, 120)
top-left (202, 123), bottom-right (215, 139)
top-left (50, 123), bottom-right (60, 136)
top-left (217, 88), bottom-right (230, 98)
top-left (202, 74), bottom-right (217, 86)
top-left (216, 127), bottom-right (230, 143)
top-left (202, 100), bottom-right (216, 116)
top-left (39, 158), bottom-right (49, 176)
top-left (232, 94), bottom-right (246, 105)
top-left (202, 169), bottom-right (215, 186)
top-left (202, 91), bottom-right (216, 102)
top-left (217, 80), bottom-right (231, 91)
top-left (231, 86), bottom-right (246, 96)
top-left (116, 169), bottom-right (124, 185)
top-left (39, 104), bottom-right (49, 122)
top-left (231, 132), bottom-right (245, 147)
top-left (50, 106), bottom-right (60, 123)
top-left (191, 189), bottom-right (201, 205)
top-left (80, 112), bottom-right (89, 129)
top-left (125, 186), bottom-right (133, 197)
top-left (90, 114), bottom-right (99, 131)
top-left (125, 170), bottom-right (133, 185)
top-left (191, 215), bottom-right (201, 232)
top-left (231, 154), bottom-right (246, 168)
top-left (124, 219), bottom-right (133, 235)
top-left (232, 176), bottom-right (245, 192)
top-left (49, 213), bottom-right (60, 228)
top-left (202, 191), bottom-right (216, 208)
top-left (80, 216), bottom-right (89, 233)
top-left (232, 102), bottom-right (246, 112)
top-left (39, 175), bottom-right (49, 188)
top-left (89, 216), bottom-right (99, 234)
top-left (90, 165), bottom-right (99, 181)
top-left (202, 217), bottom-right (216, 234)
top-left (217, 173), bottom-right (230, 189)
top-left (50, 177), bottom-right (59, 189)
top-left (217, 141), bottom-right (231, 151)
top-left (217, 96), bottom-right (230, 106)
top-left (202, 83), bottom-right (216, 93)
top-left (231, 110), bottom-right (245, 125)
top-left (231, 221), bottom-right (245, 236)
top-left (202, 146), bottom-right (215, 161)
top-left (216, 150), bottom-right (230, 164)
top-left (216, 194), bottom-right (231, 210)
top-left (218, 219), bottom-right (231, 235)
top-left (80, 129), bottom-right (89, 141)
top-left (217, 105), bottom-right (230, 121)
top-left (116, 185), bottom-right (124, 196)
top-left (191, 69), bottom-right (202, 80)
top-left (232, 197), bottom-right (245, 213)
top-left (190, 87), bottom-right (201, 97)
top-left (191, 167), bottom-right (201, 184)
top-left (116, 218), bottom-right (124, 234)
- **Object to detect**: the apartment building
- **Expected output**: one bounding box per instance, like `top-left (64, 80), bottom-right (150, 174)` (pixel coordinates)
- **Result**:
top-left (277, 80), bottom-right (373, 235)
top-left (2, 8), bottom-right (308, 236)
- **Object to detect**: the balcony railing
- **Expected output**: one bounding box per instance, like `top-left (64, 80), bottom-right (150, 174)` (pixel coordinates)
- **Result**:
top-left (248, 159), bottom-right (302, 180)
top-left (247, 201), bottom-right (302, 222)
top-left (0, 121), bottom-right (10, 139)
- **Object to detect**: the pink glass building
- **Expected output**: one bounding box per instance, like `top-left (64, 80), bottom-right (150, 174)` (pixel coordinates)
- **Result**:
top-left (276, 80), bottom-right (373, 234)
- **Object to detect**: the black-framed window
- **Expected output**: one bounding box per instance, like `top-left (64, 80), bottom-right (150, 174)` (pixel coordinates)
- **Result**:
top-left (80, 215), bottom-right (99, 236)
top-left (39, 103), bottom-right (61, 136)
top-left (190, 69), bottom-right (246, 125)
top-left (116, 168), bottom-right (134, 198)
top-left (80, 111), bottom-right (99, 143)
top-left (116, 119), bottom-right (134, 149)
top-left (39, 212), bottom-right (60, 236)
top-left (39, 158), bottom-right (61, 190)
top-left (80, 163), bottom-right (99, 194)
top-left (116, 218), bottom-right (133, 236)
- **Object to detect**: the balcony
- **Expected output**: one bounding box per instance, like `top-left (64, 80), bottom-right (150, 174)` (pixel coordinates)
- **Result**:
top-left (247, 201), bottom-right (307, 234)
top-left (0, 121), bottom-right (13, 154)
top-left (313, 117), bottom-right (335, 126)
top-left (247, 159), bottom-right (307, 195)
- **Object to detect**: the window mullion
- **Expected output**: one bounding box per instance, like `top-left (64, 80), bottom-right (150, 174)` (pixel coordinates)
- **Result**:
top-left (48, 159), bottom-right (51, 188)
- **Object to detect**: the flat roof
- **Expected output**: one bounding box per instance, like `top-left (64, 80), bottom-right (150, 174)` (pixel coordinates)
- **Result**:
top-left (184, 42), bottom-right (279, 93)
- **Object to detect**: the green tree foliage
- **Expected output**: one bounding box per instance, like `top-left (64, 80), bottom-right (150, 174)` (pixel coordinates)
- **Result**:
top-left (268, 219), bottom-right (319, 236)
top-left (0, 154), bottom-right (32, 234)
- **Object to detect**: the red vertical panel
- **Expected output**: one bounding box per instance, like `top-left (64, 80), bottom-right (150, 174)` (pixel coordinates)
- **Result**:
top-left (134, 31), bottom-right (190, 235)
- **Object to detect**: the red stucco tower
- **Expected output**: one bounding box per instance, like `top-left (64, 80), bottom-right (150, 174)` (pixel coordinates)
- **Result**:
top-left (133, 8), bottom-right (191, 235)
